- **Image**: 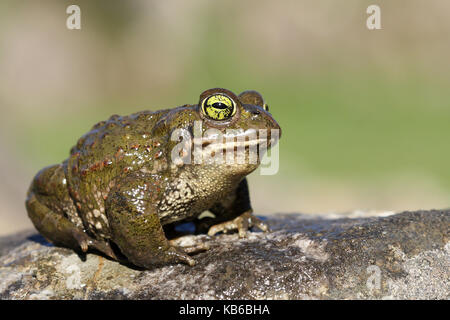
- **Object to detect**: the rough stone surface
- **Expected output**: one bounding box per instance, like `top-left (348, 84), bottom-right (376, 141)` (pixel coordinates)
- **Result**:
top-left (0, 210), bottom-right (448, 300)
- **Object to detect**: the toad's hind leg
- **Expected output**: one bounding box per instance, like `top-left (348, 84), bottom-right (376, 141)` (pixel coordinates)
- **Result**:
top-left (25, 165), bottom-right (117, 260)
top-left (27, 191), bottom-right (88, 251)
top-left (106, 173), bottom-right (197, 268)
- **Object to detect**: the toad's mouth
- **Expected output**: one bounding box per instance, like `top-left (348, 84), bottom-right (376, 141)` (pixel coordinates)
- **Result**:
top-left (196, 130), bottom-right (277, 162)
top-left (201, 138), bottom-right (261, 152)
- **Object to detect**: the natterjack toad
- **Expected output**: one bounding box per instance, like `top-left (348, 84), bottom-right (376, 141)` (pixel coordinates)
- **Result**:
top-left (26, 88), bottom-right (281, 268)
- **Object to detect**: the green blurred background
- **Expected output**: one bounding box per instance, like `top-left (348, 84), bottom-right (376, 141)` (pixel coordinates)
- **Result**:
top-left (0, 0), bottom-right (449, 235)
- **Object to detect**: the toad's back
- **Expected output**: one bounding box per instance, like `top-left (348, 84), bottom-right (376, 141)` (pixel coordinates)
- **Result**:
top-left (67, 109), bottom-right (169, 181)
top-left (63, 109), bottom-right (172, 236)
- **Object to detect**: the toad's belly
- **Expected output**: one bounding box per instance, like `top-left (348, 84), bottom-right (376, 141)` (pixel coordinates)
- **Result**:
top-left (156, 182), bottom-right (230, 225)
top-left (157, 188), bottom-right (215, 225)
top-left (156, 169), bottom-right (242, 225)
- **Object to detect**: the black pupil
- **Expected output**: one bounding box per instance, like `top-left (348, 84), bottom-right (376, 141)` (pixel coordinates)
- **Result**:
top-left (211, 102), bottom-right (227, 109)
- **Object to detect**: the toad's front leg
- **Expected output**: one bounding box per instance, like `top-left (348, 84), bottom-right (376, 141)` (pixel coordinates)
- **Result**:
top-left (105, 174), bottom-right (196, 268)
top-left (197, 178), bottom-right (270, 238)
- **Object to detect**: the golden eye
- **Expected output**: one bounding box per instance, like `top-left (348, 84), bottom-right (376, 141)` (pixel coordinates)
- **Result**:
top-left (263, 103), bottom-right (269, 111)
top-left (201, 94), bottom-right (236, 121)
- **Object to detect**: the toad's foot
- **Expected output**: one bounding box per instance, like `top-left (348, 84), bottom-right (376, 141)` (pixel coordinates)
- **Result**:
top-left (165, 246), bottom-right (197, 266)
top-left (207, 210), bottom-right (270, 238)
top-left (72, 229), bottom-right (118, 260)
top-left (169, 235), bottom-right (210, 254)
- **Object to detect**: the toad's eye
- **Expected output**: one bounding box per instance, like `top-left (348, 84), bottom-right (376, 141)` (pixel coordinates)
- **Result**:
top-left (201, 94), bottom-right (236, 121)
top-left (263, 103), bottom-right (269, 111)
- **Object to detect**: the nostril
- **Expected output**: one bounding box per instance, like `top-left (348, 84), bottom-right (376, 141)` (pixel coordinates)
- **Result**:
top-left (252, 110), bottom-right (261, 115)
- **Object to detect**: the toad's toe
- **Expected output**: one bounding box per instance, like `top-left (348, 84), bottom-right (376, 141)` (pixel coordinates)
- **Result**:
top-left (207, 210), bottom-right (270, 238)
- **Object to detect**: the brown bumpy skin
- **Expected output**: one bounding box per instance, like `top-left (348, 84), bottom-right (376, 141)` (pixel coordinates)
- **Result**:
top-left (26, 165), bottom-right (117, 259)
top-left (105, 173), bottom-right (197, 267)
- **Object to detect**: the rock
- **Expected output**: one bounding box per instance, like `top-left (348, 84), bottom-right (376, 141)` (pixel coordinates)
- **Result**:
top-left (0, 209), bottom-right (448, 299)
